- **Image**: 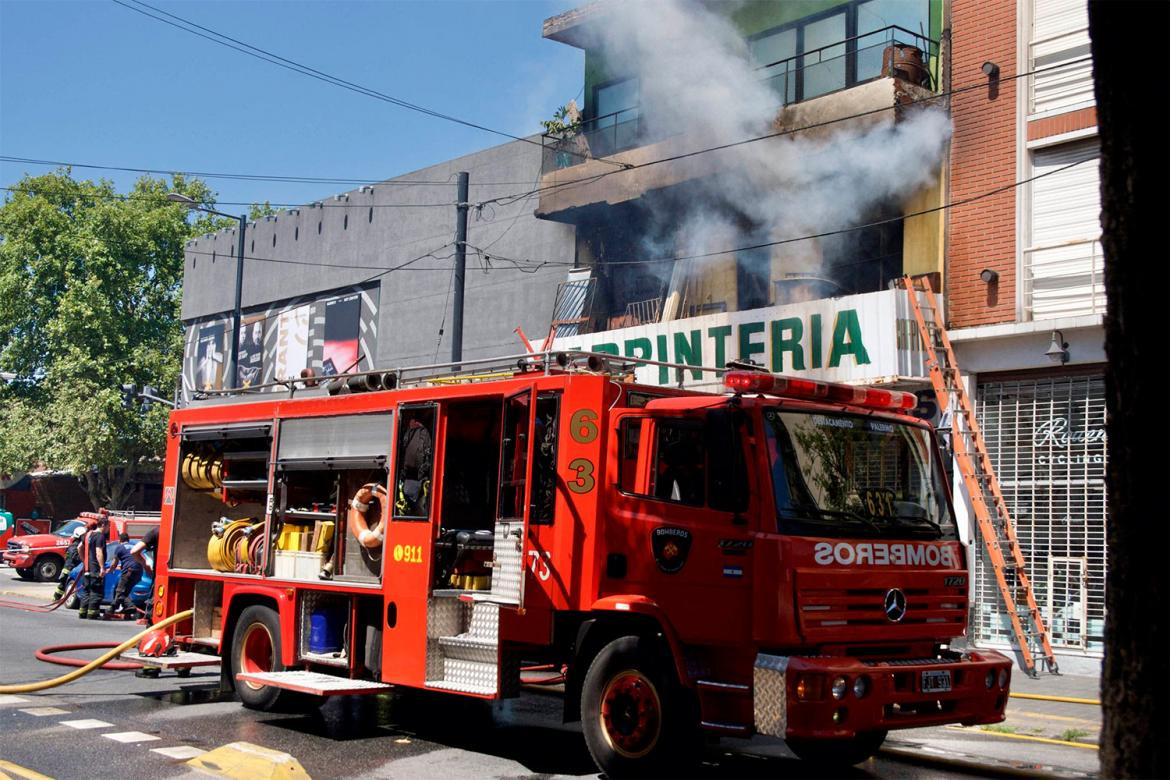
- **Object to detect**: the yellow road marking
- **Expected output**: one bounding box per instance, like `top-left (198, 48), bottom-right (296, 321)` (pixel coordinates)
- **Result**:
top-left (1010, 692), bottom-right (1100, 706)
top-left (945, 725), bottom-right (1099, 750)
top-left (0, 759), bottom-right (55, 780)
top-left (1007, 709), bottom-right (1100, 726)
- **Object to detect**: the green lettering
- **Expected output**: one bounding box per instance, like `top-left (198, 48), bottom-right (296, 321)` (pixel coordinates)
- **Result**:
top-left (828, 309), bottom-right (871, 368)
top-left (673, 330), bottom-right (703, 380)
top-left (810, 313), bottom-right (823, 369)
top-left (738, 322), bottom-right (766, 365)
top-left (770, 318), bottom-right (805, 372)
top-left (592, 342), bottom-right (619, 356)
top-left (708, 325), bottom-right (732, 371)
top-left (656, 334), bottom-right (669, 384)
top-left (624, 338), bottom-right (652, 361)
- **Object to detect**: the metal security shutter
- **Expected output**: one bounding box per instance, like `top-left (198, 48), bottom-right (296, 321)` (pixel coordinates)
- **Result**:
top-left (1023, 139), bottom-right (1103, 320)
top-left (973, 375), bottom-right (1106, 655)
top-left (1030, 0), bottom-right (1093, 115)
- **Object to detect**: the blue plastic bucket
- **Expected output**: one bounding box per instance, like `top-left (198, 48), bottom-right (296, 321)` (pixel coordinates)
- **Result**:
top-left (309, 609), bottom-right (344, 654)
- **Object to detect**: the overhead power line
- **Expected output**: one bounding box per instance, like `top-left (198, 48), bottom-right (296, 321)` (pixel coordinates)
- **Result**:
top-left (0, 155), bottom-right (533, 188)
top-left (469, 158), bottom-right (1093, 269)
top-left (476, 56), bottom-right (1095, 209)
top-left (110, 0), bottom-right (627, 170)
top-left (1, 185), bottom-right (455, 209)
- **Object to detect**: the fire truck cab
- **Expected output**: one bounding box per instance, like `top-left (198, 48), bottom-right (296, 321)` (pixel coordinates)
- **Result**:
top-left (152, 354), bottom-right (1010, 777)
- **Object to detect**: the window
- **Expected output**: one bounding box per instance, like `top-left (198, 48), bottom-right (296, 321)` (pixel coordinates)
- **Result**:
top-left (650, 420), bottom-right (706, 505)
top-left (530, 392), bottom-right (562, 524)
top-left (1024, 139), bottom-right (1102, 320)
top-left (749, 0), bottom-right (930, 104)
top-left (394, 406), bottom-right (435, 519)
top-left (593, 78), bottom-right (641, 155)
top-left (620, 412), bottom-right (748, 513)
top-left (1030, 0), bottom-right (1093, 115)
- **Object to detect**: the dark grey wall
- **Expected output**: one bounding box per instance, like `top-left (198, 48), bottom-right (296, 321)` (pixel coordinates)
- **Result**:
top-left (181, 138), bottom-right (576, 369)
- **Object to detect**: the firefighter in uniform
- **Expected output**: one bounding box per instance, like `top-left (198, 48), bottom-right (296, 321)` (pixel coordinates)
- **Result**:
top-left (107, 531), bottom-right (144, 617)
top-left (79, 515), bottom-right (110, 619)
top-left (127, 525), bottom-right (158, 624)
top-left (52, 526), bottom-right (86, 602)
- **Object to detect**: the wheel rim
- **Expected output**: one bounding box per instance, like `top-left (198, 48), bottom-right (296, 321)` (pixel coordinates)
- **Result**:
top-left (599, 670), bottom-right (662, 759)
top-left (239, 622), bottom-right (275, 690)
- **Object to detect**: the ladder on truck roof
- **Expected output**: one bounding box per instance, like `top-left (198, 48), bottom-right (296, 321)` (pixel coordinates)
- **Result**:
top-left (899, 275), bottom-right (1058, 676)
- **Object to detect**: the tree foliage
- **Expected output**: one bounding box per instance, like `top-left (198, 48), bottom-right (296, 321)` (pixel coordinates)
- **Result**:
top-left (0, 170), bottom-right (222, 509)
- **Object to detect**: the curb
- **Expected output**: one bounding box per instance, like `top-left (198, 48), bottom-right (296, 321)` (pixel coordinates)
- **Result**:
top-left (187, 741), bottom-right (310, 779)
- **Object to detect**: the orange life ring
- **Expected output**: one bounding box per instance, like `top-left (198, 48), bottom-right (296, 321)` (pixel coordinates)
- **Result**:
top-left (347, 483), bottom-right (388, 548)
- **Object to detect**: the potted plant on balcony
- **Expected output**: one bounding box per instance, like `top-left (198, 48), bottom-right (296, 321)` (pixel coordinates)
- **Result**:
top-left (541, 101), bottom-right (587, 169)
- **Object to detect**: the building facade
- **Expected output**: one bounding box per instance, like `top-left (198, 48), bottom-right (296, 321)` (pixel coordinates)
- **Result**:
top-left (180, 141), bottom-right (576, 399)
top-left (947, 0), bottom-right (1103, 671)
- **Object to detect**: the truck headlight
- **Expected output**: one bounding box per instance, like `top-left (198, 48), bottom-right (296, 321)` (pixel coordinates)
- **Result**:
top-left (985, 670), bottom-right (995, 689)
top-left (831, 676), bottom-right (849, 700)
top-left (852, 675), bottom-right (870, 699)
top-left (998, 669), bottom-right (1009, 688)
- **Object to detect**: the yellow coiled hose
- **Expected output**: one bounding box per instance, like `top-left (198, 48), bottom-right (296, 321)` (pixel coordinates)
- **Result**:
top-left (0, 609), bottom-right (194, 694)
top-left (207, 519), bottom-right (259, 572)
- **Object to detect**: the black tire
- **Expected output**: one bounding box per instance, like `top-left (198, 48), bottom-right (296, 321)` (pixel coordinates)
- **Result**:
top-left (786, 730), bottom-right (888, 767)
top-left (230, 604), bottom-right (292, 711)
top-left (16, 568), bottom-right (34, 581)
top-left (34, 556), bottom-right (62, 582)
top-left (580, 635), bottom-right (696, 778)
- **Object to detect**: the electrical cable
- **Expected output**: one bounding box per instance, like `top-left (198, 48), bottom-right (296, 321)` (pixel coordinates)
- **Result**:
top-left (0, 184), bottom-right (455, 209)
top-left (465, 157), bottom-right (1093, 269)
top-left (0, 608), bottom-right (194, 694)
top-left (475, 55), bottom-right (1094, 209)
top-left (0, 155), bottom-right (535, 187)
top-left (110, 0), bottom-right (627, 169)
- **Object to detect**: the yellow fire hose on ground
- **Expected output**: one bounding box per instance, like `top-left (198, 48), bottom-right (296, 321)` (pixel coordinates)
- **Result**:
top-left (0, 609), bottom-right (194, 694)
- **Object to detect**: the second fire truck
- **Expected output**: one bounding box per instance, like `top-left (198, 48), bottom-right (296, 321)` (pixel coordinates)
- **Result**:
top-left (146, 352), bottom-right (1010, 776)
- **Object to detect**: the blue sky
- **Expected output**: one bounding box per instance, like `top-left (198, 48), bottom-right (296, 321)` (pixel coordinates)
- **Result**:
top-left (0, 0), bottom-right (582, 208)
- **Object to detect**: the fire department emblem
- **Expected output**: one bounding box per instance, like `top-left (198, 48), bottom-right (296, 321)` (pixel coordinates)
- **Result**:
top-left (651, 527), bottom-right (692, 574)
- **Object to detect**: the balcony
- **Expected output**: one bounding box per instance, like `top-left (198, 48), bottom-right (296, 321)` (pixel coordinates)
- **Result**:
top-left (537, 25), bottom-right (939, 220)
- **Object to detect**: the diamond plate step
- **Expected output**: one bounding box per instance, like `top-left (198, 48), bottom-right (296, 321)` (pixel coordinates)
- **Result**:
top-left (424, 679), bottom-right (497, 696)
top-left (438, 633), bottom-right (496, 663)
top-left (234, 670), bottom-right (392, 696)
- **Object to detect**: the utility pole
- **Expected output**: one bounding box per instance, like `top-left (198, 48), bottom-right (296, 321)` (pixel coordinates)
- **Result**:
top-left (228, 216), bottom-right (247, 388)
top-left (451, 171), bottom-right (469, 365)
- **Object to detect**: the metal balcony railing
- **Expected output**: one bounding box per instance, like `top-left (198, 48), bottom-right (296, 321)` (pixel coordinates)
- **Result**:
top-left (542, 24), bottom-right (939, 174)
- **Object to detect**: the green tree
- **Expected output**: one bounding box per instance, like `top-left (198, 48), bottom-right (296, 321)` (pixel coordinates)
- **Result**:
top-left (0, 170), bottom-right (223, 509)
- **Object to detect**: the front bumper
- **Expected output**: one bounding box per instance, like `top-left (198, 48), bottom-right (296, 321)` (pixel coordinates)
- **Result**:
top-left (753, 651), bottom-right (1011, 739)
top-left (2, 551), bottom-right (34, 568)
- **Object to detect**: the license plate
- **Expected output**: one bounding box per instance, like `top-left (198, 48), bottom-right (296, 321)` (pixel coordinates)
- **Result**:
top-left (921, 670), bottom-right (952, 693)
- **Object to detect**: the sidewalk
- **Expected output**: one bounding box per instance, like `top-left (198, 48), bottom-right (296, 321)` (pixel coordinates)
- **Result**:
top-left (889, 671), bottom-right (1102, 777)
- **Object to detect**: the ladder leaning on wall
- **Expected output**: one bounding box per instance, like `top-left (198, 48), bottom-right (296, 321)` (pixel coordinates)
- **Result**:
top-left (898, 275), bottom-right (1059, 677)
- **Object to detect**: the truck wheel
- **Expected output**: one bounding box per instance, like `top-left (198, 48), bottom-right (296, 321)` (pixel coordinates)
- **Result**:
top-left (230, 605), bottom-right (292, 711)
top-left (34, 556), bottom-right (62, 582)
top-left (16, 568), bottom-right (34, 580)
top-left (786, 730), bottom-right (888, 767)
top-left (580, 635), bottom-right (695, 778)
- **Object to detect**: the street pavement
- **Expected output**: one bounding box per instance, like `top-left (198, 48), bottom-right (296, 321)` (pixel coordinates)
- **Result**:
top-left (0, 571), bottom-right (1101, 779)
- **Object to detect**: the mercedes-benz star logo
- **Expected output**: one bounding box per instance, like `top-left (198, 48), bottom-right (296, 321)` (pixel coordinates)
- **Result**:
top-left (884, 588), bottom-right (908, 622)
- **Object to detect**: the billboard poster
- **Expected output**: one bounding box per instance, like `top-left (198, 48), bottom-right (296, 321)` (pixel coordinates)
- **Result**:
top-left (195, 321), bottom-right (226, 391)
top-left (274, 304), bottom-right (311, 380)
top-left (320, 294), bottom-right (360, 376)
top-left (236, 314), bottom-right (267, 388)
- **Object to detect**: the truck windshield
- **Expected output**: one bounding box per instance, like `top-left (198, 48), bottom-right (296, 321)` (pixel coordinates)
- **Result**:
top-left (763, 408), bottom-right (956, 540)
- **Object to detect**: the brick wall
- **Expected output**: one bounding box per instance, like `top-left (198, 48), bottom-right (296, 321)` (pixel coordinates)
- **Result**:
top-left (947, 0), bottom-right (1019, 328)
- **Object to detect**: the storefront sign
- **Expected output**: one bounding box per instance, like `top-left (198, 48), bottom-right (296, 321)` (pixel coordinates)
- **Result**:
top-left (552, 289), bottom-right (930, 388)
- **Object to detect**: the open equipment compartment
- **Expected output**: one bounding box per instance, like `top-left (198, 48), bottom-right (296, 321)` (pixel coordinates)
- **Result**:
top-left (171, 422), bottom-right (274, 573)
top-left (275, 412), bottom-right (394, 583)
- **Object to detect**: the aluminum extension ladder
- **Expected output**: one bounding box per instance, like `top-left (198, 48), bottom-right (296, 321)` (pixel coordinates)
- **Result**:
top-left (899, 275), bottom-right (1059, 676)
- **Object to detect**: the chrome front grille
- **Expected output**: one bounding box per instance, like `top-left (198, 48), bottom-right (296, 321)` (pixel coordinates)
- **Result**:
top-left (797, 587), bottom-right (966, 634)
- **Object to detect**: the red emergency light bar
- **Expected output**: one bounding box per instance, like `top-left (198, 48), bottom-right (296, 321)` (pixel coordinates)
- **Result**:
top-left (723, 371), bottom-right (918, 411)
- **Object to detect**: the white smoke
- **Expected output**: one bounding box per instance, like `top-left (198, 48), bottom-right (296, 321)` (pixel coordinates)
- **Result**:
top-left (586, 0), bottom-right (951, 289)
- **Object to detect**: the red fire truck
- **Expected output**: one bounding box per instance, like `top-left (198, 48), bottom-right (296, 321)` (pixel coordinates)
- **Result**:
top-left (149, 353), bottom-right (1010, 776)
